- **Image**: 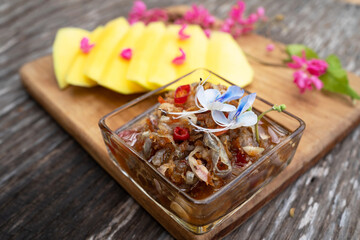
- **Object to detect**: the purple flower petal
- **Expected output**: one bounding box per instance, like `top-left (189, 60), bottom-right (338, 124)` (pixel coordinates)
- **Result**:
top-left (215, 85), bottom-right (244, 103)
top-left (229, 93), bottom-right (257, 119)
top-left (233, 111), bottom-right (258, 128)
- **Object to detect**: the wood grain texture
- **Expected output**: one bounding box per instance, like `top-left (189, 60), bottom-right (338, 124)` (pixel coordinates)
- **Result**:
top-left (1, 0), bottom-right (360, 239)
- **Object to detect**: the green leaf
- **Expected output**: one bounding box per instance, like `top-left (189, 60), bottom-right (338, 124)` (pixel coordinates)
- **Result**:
top-left (326, 54), bottom-right (342, 69)
top-left (319, 56), bottom-right (360, 100)
top-left (286, 44), bottom-right (319, 60)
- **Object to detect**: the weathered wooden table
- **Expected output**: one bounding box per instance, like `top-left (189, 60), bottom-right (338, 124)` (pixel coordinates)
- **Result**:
top-left (1, 0), bottom-right (359, 239)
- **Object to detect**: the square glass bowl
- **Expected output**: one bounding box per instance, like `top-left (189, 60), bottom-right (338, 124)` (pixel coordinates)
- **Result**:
top-left (98, 69), bottom-right (305, 234)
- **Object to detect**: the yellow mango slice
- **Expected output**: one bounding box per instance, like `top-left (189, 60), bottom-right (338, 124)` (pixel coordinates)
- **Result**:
top-left (53, 28), bottom-right (89, 89)
top-left (84, 17), bottom-right (129, 82)
top-left (206, 31), bottom-right (254, 87)
top-left (174, 25), bottom-right (208, 87)
top-left (65, 26), bottom-right (104, 87)
top-left (101, 22), bottom-right (146, 94)
top-left (127, 21), bottom-right (166, 90)
top-left (147, 25), bottom-right (180, 88)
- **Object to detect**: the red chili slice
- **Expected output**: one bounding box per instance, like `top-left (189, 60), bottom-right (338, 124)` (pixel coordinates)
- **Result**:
top-left (158, 96), bottom-right (166, 104)
top-left (174, 84), bottom-right (191, 104)
top-left (235, 151), bottom-right (248, 167)
top-left (173, 127), bottom-right (190, 141)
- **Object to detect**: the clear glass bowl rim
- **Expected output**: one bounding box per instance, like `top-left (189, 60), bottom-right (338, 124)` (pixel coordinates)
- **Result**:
top-left (98, 68), bottom-right (306, 205)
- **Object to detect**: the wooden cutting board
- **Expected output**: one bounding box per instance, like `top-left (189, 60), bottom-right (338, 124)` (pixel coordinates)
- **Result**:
top-left (19, 17), bottom-right (360, 240)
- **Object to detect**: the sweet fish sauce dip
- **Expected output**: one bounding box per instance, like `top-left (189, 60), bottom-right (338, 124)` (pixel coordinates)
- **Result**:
top-left (117, 83), bottom-right (290, 200)
top-left (99, 68), bottom-right (305, 232)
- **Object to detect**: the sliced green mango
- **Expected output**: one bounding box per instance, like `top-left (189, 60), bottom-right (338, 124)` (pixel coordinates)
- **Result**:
top-left (127, 21), bottom-right (166, 90)
top-left (101, 22), bottom-right (146, 94)
top-left (84, 17), bottom-right (129, 82)
top-left (147, 25), bottom-right (180, 88)
top-left (53, 28), bottom-right (89, 89)
top-left (206, 31), bottom-right (254, 87)
top-left (175, 24), bottom-right (208, 84)
top-left (65, 26), bottom-right (104, 87)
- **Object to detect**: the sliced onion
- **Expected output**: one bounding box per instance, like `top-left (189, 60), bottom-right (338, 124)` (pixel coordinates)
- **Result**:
top-left (268, 127), bottom-right (280, 144)
top-left (258, 126), bottom-right (270, 140)
top-left (150, 149), bottom-right (166, 166)
top-left (158, 163), bottom-right (172, 176)
top-left (142, 137), bottom-right (152, 159)
top-left (160, 116), bottom-right (170, 123)
top-left (188, 146), bottom-right (210, 184)
top-left (158, 122), bottom-right (172, 134)
top-left (243, 146), bottom-right (265, 156)
top-left (185, 171), bottom-right (196, 185)
top-left (142, 131), bottom-right (150, 137)
top-left (203, 132), bottom-right (232, 177)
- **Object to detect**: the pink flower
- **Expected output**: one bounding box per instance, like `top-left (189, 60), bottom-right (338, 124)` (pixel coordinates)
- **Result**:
top-left (266, 44), bottom-right (275, 52)
top-left (120, 48), bottom-right (132, 60)
top-left (204, 29), bottom-right (211, 38)
top-left (128, 0), bottom-right (168, 25)
top-left (290, 51), bottom-right (326, 93)
top-left (293, 70), bottom-right (313, 93)
top-left (221, 1), bottom-right (267, 38)
top-left (246, 13), bottom-right (258, 24)
top-left (142, 9), bottom-right (168, 25)
top-left (288, 51), bottom-right (328, 77)
top-left (229, 1), bottom-right (245, 21)
top-left (80, 37), bottom-right (95, 54)
top-left (309, 75), bottom-right (324, 90)
top-left (175, 4), bottom-right (215, 37)
top-left (287, 51), bottom-right (307, 69)
top-left (293, 70), bottom-right (324, 94)
top-left (128, 0), bottom-right (147, 24)
top-left (172, 48), bottom-right (186, 65)
top-left (307, 59), bottom-right (328, 76)
top-left (257, 7), bottom-right (265, 18)
top-left (178, 24), bottom-right (190, 40)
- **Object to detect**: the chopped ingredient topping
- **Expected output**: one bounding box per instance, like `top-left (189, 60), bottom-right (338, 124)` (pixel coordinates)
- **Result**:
top-left (158, 96), bottom-right (166, 104)
top-left (178, 24), bottom-right (191, 40)
top-left (235, 151), bottom-right (248, 167)
top-left (174, 84), bottom-right (191, 104)
top-left (120, 48), bottom-right (132, 60)
top-left (173, 127), bottom-right (190, 141)
top-left (172, 48), bottom-right (186, 65)
top-left (80, 37), bottom-right (95, 54)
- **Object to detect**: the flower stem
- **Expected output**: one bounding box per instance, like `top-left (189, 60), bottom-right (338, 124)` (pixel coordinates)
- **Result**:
top-left (244, 53), bottom-right (288, 68)
top-left (255, 104), bottom-right (286, 144)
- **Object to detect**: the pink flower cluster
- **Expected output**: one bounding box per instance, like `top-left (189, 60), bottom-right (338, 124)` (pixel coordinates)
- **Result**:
top-left (175, 4), bottom-right (215, 37)
top-left (128, 0), bottom-right (168, 25)
top-left (221, 1), bottom-right (266, 38)
top-left (288, 51), bottom-right (328, 93)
